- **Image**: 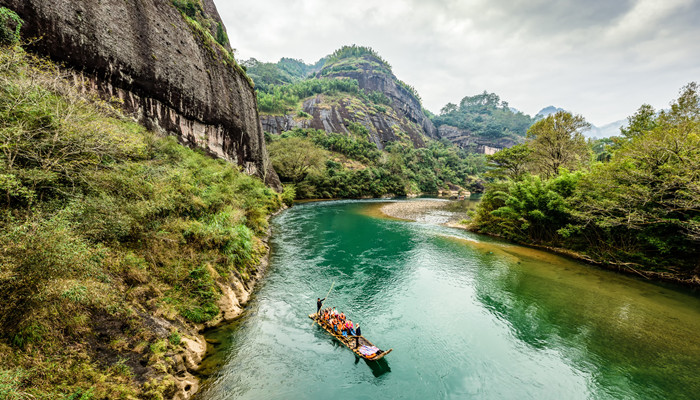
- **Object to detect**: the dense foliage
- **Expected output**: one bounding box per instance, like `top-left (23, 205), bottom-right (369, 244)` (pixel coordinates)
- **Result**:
top-left (267, 129), bottom-right (487, 198)
top-left (0, 7), bottom-right (21, 45)
top-left (0, 46), bottom-right (282, 398)
top-left (325, 45), bottom-right (392, 70)
top-left (257, 77), bottom-right (361, 114)
top-left (243, 57), bottom-right (326, 93)
top-left (433, 91), bottom-right (535, 140)
top-left (473, 84), bottom-right (700, 282)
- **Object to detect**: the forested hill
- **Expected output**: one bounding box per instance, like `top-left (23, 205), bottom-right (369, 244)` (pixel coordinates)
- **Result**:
top-left (253, 45), bottom-right (437, 148)
top-left (249, 46), bottom-right (539, 155)
top-left (248, 46), bottom-right (493, 199)
top-left (242, 57), bottom-right (326, 93)
top-left (433, 91), bottom-right (535, 152)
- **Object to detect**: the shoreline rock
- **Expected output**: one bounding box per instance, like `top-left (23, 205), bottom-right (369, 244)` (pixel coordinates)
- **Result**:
top-left (177, 206), bottom-right (285, 399)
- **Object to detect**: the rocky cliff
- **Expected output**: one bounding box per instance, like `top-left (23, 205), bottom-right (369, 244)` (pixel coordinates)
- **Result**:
top-left (318, 54), bottom-right (438, 140)
top-left (1, 0), bottom-right (280, 188)
top-left (437, 125), bottom-right (523, 154)
top-left (262, 93), bottom-right (429, 149)
top-left (261, 53), bottom-right (437, 149)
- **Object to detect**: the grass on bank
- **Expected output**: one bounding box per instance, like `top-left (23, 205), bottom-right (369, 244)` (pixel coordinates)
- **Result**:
top-left (0, 42), bottom-right (283, 399)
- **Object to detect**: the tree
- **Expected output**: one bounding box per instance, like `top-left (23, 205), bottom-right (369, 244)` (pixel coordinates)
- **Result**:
top-left (486, 144), bottom-right (532, 180)
top-left (527, 111), bottom-right (591, 177)
top-left (266, 137), bottom-right (326, 183)
top-left (460, 91), bottom-right (501, 110)
top-left (569, 83), bottom-right (700, 269)
top-left (440, 102), bottom-right (457, 115)
top-left (590, 137), bottom-right (615, 162)
top-left (620, 104), bottom-right (656, 139)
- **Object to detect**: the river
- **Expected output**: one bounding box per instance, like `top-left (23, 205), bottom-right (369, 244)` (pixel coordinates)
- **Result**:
top-left (195, 200), bottom-right (700, 400)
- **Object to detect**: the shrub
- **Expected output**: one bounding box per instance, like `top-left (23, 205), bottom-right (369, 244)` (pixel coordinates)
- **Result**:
top-left (171, 0), bottom-right (202, 18)
top-left (0, 7), bottom-right (21, 45)
top-left (215, 22), bottom-right (228, 47)
top-left (168, 331), bottom-right (181, 346)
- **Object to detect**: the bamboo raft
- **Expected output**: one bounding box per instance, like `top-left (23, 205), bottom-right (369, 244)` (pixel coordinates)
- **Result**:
top-left (309, 314), bottom-right (393, 361)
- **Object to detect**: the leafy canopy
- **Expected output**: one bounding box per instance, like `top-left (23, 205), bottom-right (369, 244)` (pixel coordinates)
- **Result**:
top-left (433, 91), bottom-right (535, 140)
top-left (526, 110), bottom-right (591, 178)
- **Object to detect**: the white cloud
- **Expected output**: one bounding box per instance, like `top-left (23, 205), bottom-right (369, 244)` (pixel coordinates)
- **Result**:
top-left (215, 0), bottom-right (700, 126)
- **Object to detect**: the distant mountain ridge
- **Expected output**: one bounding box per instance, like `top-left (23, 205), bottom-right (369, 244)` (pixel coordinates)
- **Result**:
top-left (536, 106), bottom-right (626, 138)
top-left (247, 48), bottom-right (626, 152)
top-left (535, 106), bottom-right (566, 119)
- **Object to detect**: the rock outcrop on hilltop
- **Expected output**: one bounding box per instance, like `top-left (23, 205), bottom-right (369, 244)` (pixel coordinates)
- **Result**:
top-left (1, 0), bottom-right (280, 188)
top-left (261, 54), bottom-right (437, 149)
top-left (319, 55), bottom-right (438, 140)
top-left (437, 125), bottom-right (523, 154)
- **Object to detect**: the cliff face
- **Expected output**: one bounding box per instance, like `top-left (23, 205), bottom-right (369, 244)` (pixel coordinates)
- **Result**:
top-left (319, 55), bottom-right (438, 140)
top-left (1, 0), bottom-right (280, 188)
top-left (262, 94), bottom-right (429, 149)
top-left (437, 125), bottom-right (523, 154)
top-left (261, 54), bottom-right (437, 149)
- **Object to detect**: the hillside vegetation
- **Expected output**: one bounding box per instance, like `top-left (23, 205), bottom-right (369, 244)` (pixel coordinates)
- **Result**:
top-left (267, 129), bottom-right (486, 198)
top-left (433, 91), bottom-right (535, 141)
top-left (0, 43), bottom-right (285, 399)
top-left (253, 46), bottom-right (404, 116)
top-left (242, 56), bottom-right (325, 93)
top-left (473, 85), bottom-right (700, 283)
top-left (254, 45), bottom-right (489, 197)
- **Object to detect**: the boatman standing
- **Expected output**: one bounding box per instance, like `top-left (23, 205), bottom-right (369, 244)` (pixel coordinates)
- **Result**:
top-left (316, 297), bottom-right (326, 317)
top-left (354, 323), bottom-right (362, 348)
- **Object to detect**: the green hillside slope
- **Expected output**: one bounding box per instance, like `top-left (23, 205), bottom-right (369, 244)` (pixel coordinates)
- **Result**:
top-left (0, 44), bottom-right (287, 399)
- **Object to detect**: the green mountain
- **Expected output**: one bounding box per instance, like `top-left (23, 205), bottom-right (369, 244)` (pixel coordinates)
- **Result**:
top-left (250, 47), bottom-right (536, 156)
top-left (254, 45), bottom-right (438, 149)
top-left (242, 56), bottom-right (326, 92)
top-left (432, 91), bottom-right (536, 153)
top-left (250, 45), bottom-right (490, 197)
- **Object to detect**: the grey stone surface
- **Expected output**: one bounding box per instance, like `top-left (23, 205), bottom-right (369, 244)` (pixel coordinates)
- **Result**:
top-left (2, 0), bottom-right (280, 188)
top-left (437, 124), bottom-right (522, 154)
top-left (261, 54), bottom-right (437, 149)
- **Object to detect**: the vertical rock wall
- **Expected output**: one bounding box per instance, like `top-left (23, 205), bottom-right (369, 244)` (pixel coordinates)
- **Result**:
top-left (1, 0), bottom-right (281, 188)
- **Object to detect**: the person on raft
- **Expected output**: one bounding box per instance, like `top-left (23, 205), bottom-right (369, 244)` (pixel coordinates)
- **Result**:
top-left (316, 297), bottom-right (326, 316)
top-left (318, 308), bottom-right (365, 348)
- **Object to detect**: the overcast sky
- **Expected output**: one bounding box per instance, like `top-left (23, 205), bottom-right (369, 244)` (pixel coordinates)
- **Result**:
top-left (214, 0), bottom-right (700, 126)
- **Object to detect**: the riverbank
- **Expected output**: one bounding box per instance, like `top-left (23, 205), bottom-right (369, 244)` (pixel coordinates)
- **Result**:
top-left (376, 199), bottom-right (700, 288)
top-left (193, 199), bottom-right (700, 400)
top-left (0, 46), bottom-right (289, 400)
top-left (179, 207), bottom-right (282, 399)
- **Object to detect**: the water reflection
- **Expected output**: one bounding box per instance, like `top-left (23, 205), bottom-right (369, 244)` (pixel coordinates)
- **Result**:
top-left (444, 235), bottom-right (700, 400)
top-left (364, 358), bottom-right (391, 377)
top-left (196, 201), bottom-right (700, 400)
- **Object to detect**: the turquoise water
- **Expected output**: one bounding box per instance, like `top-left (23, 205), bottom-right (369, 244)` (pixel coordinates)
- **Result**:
top-left (195, 200), bottom-right (700, 400)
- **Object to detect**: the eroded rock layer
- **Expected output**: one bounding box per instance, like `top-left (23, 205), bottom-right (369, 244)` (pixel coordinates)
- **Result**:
top-left (261, 54), bottom-right (437, 148)
top-left (1, 0), bottom-right (280, 188)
